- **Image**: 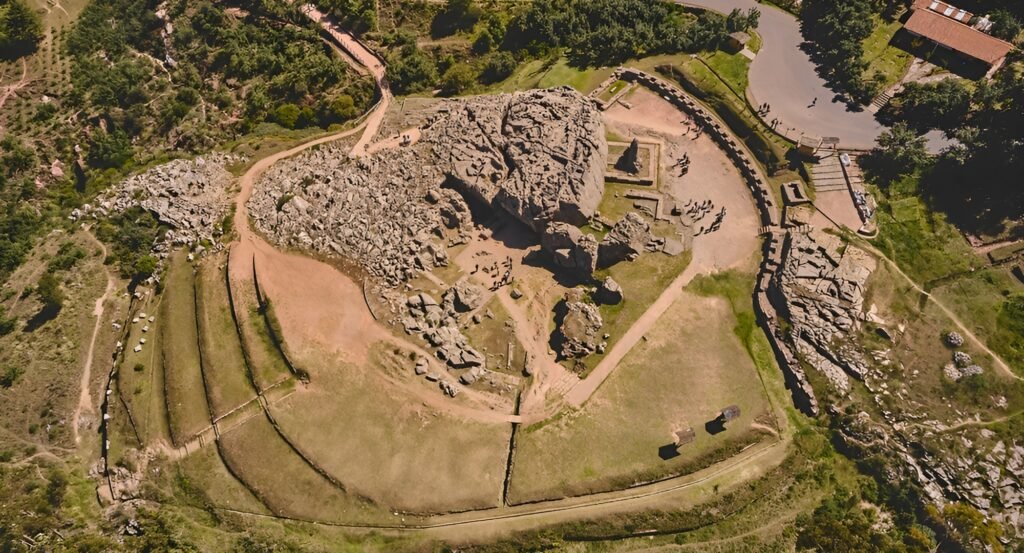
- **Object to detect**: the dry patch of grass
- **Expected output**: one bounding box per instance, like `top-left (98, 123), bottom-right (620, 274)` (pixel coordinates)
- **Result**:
top-left (116, 290), bottom-right (169, 446)
top-left (161, 251), bottom-right (211, 446)
top-left (0, 231), bottom-right (111, 448)
top-left (510, 290), bottom-right (773, 503)
top-left (171, 445), bottom-right (271, 515)
top-left (196, 255), bottom-right (257, 416)
top-left (463, 297), bottom-right (527, 373)
top-left (269, 346), bottom-right (511, 513)
top-left (217, 413), bottom-right (386, 523)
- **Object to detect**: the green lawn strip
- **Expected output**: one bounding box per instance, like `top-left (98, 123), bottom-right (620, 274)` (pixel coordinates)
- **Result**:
top-left (868, 178), bottom-right (984, 284)
top-left (160, 251), bottom-right (212, 446)
top-left (227, 270), bottom-right (291, 391)
top-left (931, 267), bottom-right (1024, 375)
top-left (116, 297), bottom-right (168, 445)
top-left (171, 445), bottom-right (272, 515)
top-left (862, 17), bottom-right (912, 91)
top-left (196, 258), bottom-right (258, 418)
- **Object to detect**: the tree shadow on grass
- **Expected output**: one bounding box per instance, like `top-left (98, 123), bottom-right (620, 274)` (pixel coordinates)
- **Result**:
top-left (23, 304), bottom-right (62, 333)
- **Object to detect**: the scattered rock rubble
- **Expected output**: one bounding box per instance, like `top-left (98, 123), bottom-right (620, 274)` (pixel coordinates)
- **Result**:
top-left (403, 280), bottom-right (486, 372)
top-left (249, 88), bottom-right (607, 287)
top-left (771, 232), bottom-right (873, 394)
top-left (75, 154), bottom-right (242, 248)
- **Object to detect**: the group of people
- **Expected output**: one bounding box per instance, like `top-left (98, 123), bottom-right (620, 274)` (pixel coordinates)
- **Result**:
top-left (756, 102), bottom-right (772, 116)
top-left (695, 207), bottom-right (727, 236)
top-left (674, 153), bottom-right (691, 176)
top-left (472, 256), bottom-right (515, 292)
top-left (682, 198), bottom-right (727, 237)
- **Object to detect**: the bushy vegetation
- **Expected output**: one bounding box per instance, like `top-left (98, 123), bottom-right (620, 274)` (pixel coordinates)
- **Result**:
top-left (0, 0), bottom-right (42, 59)
top-left (92, 207), bottom-right (163, 282)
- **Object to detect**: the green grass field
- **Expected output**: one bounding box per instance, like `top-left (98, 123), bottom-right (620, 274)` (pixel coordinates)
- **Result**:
top-left (171, 445), bottom-right (272, 515)
top-left (577, 250), bottom-right (692, 374)
top-left (161, 251), bottom-right (212, 446)
top-left (863, 17), bottom-right (913, 92)
top-left (196, 257), bottom-right (257, 417)
top-left (510, 287), bottom-right (773, 503)
top-left (116, 293), bottom-right (170, 446)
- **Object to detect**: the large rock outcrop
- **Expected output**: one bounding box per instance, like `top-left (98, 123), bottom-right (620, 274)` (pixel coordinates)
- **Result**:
top-left (541, 222), bottom-right (598, 280)
top-left (771, 232), bottom-right (873, 393)
top-left (78, 154), bottom-right (242, 247)
top-left (598, 212), bottom-right (652, 268)
top-left (248, 88), bottom-right (608, 287)
top-left (426, 87), bottom-right (607, 231)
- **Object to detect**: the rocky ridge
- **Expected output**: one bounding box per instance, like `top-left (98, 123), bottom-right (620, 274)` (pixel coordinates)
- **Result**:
top-left (248, 88), bottom-right (607, 288)
top-left (75, 154), bottom-right (242, 248)
top-left (772, 232), bottom-right (873, 393)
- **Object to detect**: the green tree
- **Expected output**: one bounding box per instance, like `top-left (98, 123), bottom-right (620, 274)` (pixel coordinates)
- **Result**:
top-left (880, 79), bottom-right (971, 133)
top-left (942, 503), bottom-right (1004, 552)
top-left (0, 0), bottom-right (43, 59)
top-left (273, 103), bottom-right (301, 129)
top-left (871, 122), bottom-right (929, 180)
top-left (480, 51), bottom-right (516, 84)
top-left (35, 273), bottom-right (64, 309)
top-left (439, 63), bottom-right (476, 96)
top-left (388, 49), bottom-right (438, 95)
top-left (0, 365), bottom-right (22, 388)
top-left (989, 9), bottom-right (1021, 42)
top-left (87, 129), bottom-right (133, 169)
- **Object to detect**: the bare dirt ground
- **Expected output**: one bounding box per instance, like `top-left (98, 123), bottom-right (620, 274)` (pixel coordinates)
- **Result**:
top-left (811, 191), bottom-right (863, 231)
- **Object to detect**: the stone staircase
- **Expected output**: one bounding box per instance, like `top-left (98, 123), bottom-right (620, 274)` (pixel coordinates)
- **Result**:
top-left (549, 370), bottom-right (580, 397)
top-left (869, 90), bottom-right (893, 112)
top-left (810, 154), bottom-right (850, 193)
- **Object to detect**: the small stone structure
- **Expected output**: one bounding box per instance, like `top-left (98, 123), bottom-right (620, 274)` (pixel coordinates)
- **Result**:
top-left (558, 289), bottom-right (605, 361)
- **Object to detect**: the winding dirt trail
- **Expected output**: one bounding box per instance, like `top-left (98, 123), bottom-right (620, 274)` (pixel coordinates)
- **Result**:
top-left (73, 229), bottom-right (116, 446)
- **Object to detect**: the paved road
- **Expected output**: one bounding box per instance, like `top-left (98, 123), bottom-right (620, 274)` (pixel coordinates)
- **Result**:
top-left (680, 0), bottom-right (887, 149)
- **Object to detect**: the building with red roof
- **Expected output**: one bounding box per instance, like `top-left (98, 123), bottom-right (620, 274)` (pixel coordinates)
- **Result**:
top-left (904, 0), bottom-right (1014, 77)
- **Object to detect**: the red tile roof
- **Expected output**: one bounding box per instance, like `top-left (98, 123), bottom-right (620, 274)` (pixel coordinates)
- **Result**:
top-left (905, 7), bottom-right (1014, 65)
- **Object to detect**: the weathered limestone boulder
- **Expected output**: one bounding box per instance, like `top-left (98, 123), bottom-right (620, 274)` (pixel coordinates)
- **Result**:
top-left (426, 87), bottom-right (607, 231)
top-left (598, 212), bottom-right (652, 268)
top-left (424, 325), bottom-right (485, 369)
top-left (541, 222), bottom-right (598, 279)
top-left (771, 232), bottom-right (874, 393)
top-left (85, 153), bottom-right (243, 247)
top-left (558, 291), bottom-right (604, 360)
top-left (249, 88), bottom-right (606, 288)
top-left (595, 276), bottom-right (623, 305)
top-left (443, 278), bottom-right (483, 313)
